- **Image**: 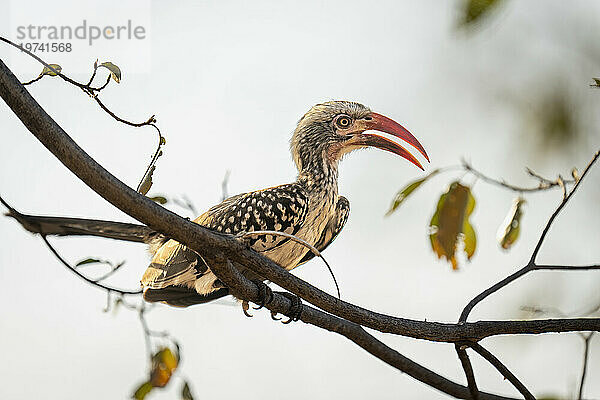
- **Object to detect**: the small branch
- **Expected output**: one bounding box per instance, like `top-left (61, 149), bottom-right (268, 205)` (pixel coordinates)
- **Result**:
top-left (41, 235), bottom-right (142, 295)
top-left (22, 74), bottom-right (43, 86)
top-left (529, 150), bottom-right (600, 264)
top-left (534, 264), bottom-right (600, 271)
top-left (462, 159), bottom-right (575, 193)
top-left (92, 95), bottom-right (157, 128)
top-left (94, 261), bottom-right (126, 283)
top-left (456, 344), bottom-right (480, 399)
top-left (237, 230), bottom-right (340, 299)
top-left (467, 342), bottom-right (535, 400)
top-left (459, 150), bottom-right (600, 323)
top-left (578, 333), bottom-right (594, 400)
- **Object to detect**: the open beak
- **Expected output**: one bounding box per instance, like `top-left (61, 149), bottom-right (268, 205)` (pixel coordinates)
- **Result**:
top-left (352, 112), bottom-right (429, 170)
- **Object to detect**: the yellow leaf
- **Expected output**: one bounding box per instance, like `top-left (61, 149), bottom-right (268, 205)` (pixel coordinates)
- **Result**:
top-left (497, 197), bottom-right (526, 250)
top-left (99, 61), bottom-right (122, 83)
top-left (463, 221), bottom-right (477, 260)
top-left (138, 166), bottom-right (156, 195)
top-left (160, 348), bottom-right (178, 371)
top-left (463, 190), bottom-right (477, 260)
top-left (429, 182), bottom-right (477, 269)
top-left (39, 63), bottom-right (62, 77)
top-left (149, 195), bottom-right (168, 204)
top-left (149, 347), bottom-right (178, 388)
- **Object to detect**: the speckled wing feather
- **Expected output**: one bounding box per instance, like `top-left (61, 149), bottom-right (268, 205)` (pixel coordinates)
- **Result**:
top-left (296, 196), bottom-right (349, 266)
top-left (141, 184), bottom-right (309, 305)
top-left (200, 183), bottom-right (309, 251)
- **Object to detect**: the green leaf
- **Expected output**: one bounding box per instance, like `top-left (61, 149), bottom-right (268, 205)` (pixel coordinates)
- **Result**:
top-left (75, 257), bottom-right (102, 267)
top-left (99, 62), bottom-right (121, 83)
top-left (386, 169), bottom-right (440, 216)
top-left (160, 136), bottom-right (166, 145)
top-left (138, 166), bottom-right (156, 196)
top-left (181, 381), bottom-right (194, 400)
top-left (149, 195), bottom-right (168, 204)
top-left (39, 63), bottom-right (62, 77)
top-left (497, 197), bottom-right (526, 250)
top-left (459, 0), bottom-right (503, 27)
top-left (429, 182), bottom-right (477, 270)
top-left (132, 381), bottom-right (153, 400)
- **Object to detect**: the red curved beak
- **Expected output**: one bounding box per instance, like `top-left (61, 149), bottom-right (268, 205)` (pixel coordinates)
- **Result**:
top-left (359, 112), bottom-right (429, 170)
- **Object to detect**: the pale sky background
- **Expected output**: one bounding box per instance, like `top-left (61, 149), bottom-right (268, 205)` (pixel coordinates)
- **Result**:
top-left (1, 1), bottom-right (600, 399)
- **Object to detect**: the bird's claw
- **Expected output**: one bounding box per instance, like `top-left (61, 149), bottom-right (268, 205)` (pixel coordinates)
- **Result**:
top-left (270, 310), bottom-right (282, 321)
top-left (241, 300), bottom-right (253, 317)
top-left (276, 292), bottom-right (303, 324)
top-left (251, 280), bottom-right (273, 310)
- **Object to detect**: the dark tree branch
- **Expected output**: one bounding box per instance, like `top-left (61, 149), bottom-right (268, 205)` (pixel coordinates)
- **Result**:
top-left (1, 196), bottom-right (155, 242)
top-left (467, 342), bottom-right (535, 400)
top-left (2, 197), bottom-right (600, 342)
top-left (456, 344), bottom-right (480, 399)
top-left (209, 256), bottom-right (516, 400)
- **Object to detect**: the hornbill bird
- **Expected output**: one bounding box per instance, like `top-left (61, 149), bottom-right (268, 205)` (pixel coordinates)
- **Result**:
top-left (142, 101), bottom-right (428, 309)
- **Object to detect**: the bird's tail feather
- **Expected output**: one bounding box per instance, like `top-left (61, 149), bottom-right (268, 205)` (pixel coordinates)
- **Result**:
top-left (143, 286), bottom-right (229, 307)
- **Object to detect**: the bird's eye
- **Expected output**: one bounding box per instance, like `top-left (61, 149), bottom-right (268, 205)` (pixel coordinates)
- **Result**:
top-left (336, 116), bottom-right (352, 129)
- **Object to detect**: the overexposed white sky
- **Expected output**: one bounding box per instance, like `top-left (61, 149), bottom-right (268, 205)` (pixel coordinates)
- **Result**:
top-left (1, 1), bottom-right (600, 399)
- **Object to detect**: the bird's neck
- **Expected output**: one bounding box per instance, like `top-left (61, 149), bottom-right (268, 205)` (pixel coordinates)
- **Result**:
top-left (296, 152), bottom-right (339, 197)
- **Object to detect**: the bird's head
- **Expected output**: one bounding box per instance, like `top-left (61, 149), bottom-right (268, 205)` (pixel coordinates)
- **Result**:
top-left (291, 101), bottom-right (429, 175)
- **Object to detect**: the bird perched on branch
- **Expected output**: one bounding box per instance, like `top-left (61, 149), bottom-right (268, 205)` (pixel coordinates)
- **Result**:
top-left (142, 101), bottom-right (428, 308)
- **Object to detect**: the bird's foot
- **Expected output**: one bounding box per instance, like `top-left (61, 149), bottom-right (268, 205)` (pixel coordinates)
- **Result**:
top-left (240, 280), bottom-right (273, 318)
top-left (275, 292), bottom-right (303, 324)
top-left (251, 280), bottom-right (273, 310)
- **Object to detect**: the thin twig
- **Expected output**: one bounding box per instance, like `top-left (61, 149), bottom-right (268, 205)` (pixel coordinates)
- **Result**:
top-left (41, 235), bottom-right (142, 295)
top-left (578, 333), bottom-right (594, 400)
top-left (94, 261), bottom-right (126, 283)
top-left (22, 74), bottom-right (43, 86)
top-left (237, 230), bottom-right (340, 299)
top-left (468, 342), bottom-right (535, 400)
top-left (529, 150), bottom-right (599, 264)
top-left (462, 159), bottom-right (575, 193)
top-left (534, 264), bottom-right (600, 271)
top-left (221, 170), bottom-right (231, 201)
top-left (456, 344), bottom-right (480, 400)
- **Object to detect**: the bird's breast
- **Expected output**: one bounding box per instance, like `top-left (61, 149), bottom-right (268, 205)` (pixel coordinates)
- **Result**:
top-left (263, 189), bottom-right (337, 270)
